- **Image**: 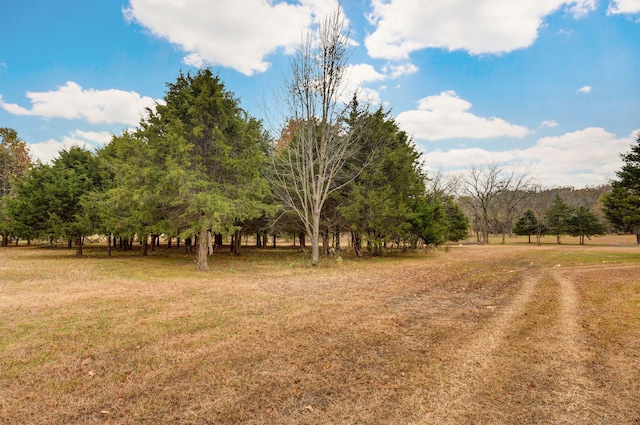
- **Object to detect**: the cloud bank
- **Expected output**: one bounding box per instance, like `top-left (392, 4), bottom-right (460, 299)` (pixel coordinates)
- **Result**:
top-left (29, 130), bottom-right (113, 164)
top-left (423, 127), bottom-right (637, 188)
top-left (396, 91), bottom-right (530, 141)
top-left (123, 0), bottom-right (342, 76)
top-left (608, 0), bottom-right (640, 14)
top-left (365, 0), bottom-right (597, 59)
top-left (0, 82), bottom-right (158, 126)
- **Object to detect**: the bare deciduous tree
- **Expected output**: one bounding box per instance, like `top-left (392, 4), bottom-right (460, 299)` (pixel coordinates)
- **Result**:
top-left (268, 9), bottom-right (368, 265)
top-left (459, 163), bottom-right (532, 244)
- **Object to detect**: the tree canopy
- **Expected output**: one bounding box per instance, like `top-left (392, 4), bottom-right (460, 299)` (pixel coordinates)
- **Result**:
top-left (10, 146), bottom-right (103, 254)
top-left (602, 132), bottom-right (640, 243)
top-left (0, 128), bottom-right (32, 245)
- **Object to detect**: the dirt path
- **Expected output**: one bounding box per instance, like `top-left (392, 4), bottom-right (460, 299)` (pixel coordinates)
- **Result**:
top-left (414, 266), bottom-right (608, 424)
top-left (414, 274), bottom-right (541, 424)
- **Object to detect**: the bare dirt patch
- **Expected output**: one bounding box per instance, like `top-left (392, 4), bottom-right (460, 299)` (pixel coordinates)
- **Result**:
top-left (1, 241), bottom-right (639, 424)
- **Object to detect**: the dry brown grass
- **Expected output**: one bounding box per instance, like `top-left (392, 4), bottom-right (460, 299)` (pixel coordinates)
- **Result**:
top-left (1, 238), bottom-right (639, 424)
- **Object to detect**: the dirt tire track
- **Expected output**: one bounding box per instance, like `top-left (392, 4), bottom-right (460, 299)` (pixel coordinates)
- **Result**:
top-left (414, 274), bottom-right (541, 424)
top-left (546, 270), bottom-right (603, 423)
top-left (413, 266), bottom-right (615, 425)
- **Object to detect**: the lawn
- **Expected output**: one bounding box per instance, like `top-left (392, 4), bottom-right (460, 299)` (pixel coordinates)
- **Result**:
top-left (1, 237), bottom-right (639, 424)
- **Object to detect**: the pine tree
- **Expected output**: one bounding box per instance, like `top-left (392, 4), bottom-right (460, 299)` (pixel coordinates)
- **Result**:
top-left (544, 195), bottom-right (573, 244)
top-left (513, 209), bottom-right (539, 244)
top-left (567, 206), bottom-right (607, 245)
top-left (602, 132), bottom-right (640, 243)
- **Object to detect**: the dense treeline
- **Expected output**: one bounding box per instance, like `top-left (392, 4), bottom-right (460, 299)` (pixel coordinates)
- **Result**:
top-left (3, 63), bottom-right (640, 262)
top-left (0, 70), bottom-right (469, 267)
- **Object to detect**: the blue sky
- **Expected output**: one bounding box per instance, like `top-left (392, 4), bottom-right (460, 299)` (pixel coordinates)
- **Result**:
top-left (1, 0), bottom-right (639, 188)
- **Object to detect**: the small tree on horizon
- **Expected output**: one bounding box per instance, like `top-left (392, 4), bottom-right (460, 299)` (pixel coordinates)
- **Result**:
top-left (567, 205), bottom-right (607, 245)
top-left (513, 209), bottom-right (540, 244)
top-left (544, 194), bottom-right (573, 244)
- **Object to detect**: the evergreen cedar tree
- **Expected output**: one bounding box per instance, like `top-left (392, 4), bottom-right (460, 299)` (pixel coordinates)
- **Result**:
top-left (514, 195), bottom-right (606, 245)
top-left (9, 146), bottom-right (103, 255)
top-left (514, 209), bottom-right (539, 244)
top-left (106, 69), bottom-right (272, 269)
top-left (602, 132), bottom-right (640, 244)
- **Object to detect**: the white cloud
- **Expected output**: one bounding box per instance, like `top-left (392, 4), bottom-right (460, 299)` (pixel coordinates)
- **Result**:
top-left (124, 0), bottom-right (343, 76)
top-left (28, 130), bottom-right (114, 164)
top-left (71, 130), bottom-right (113, 145)
top-left (608, 0), bottom-right (640, 14)
top-left (0, 82), bottom-right (158, 126)
top-left (339, 62), bottom-right (418, 105)
top-left (396, 90), bottom-right (531, 141)
top-left (183, 52), bottom-right (205, 68)
top-left (365, 0), bottom-right (596, 60)
top-left (577, 85), bottom-right (592, 93)
top-left (422, 127), bottom-right (637, 188)
top-left (540, 120), bottom-right (559, 127)
top-left (345, 63), bottom-right (386, 84)
top-left (383, 62), bottom-right (419, 79)
top-left (28, 139), bottom-right (74, 164)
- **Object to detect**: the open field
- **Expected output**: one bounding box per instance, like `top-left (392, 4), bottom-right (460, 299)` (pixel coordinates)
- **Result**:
top-left (1, 236), bottom-right (640, 424)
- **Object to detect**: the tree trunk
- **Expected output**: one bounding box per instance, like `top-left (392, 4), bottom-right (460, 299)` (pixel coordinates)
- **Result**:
top-left (207, 230), bottom-right (214, 256)
top-left (298, 231), bottom-right (306, 248)
top-left (272, 234), bottom-right (276, 248)
top-left (75, 234), bottom-right (83, 256)
top-left (107, 234), bottom-right (112, 257)
top-left (311, 233), bottom-right (319, 265)
top-left (234, 230), bottom-right (241, 255)
top-left (335, 229), bottom-right (341, 251)
top-left (635, 230), bottom-right (640, 244)
top-left (351, 231), bottom-right (362, 257)
top-left (322, 226), bottom-right (329, 256)
top-left (196, 227), bottom-right (208, 270)
top-left (142, 235), bottom-right (149, 256)
top-left (310, 211), bottom-right (321, 265)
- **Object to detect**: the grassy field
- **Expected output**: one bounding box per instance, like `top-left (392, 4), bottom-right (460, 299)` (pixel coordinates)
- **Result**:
top-left (1, 235), bottom-right (639, 424)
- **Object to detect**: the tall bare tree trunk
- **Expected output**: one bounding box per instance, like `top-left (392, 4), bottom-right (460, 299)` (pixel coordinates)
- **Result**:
top-left (311, 213), bottom-right (320, 265)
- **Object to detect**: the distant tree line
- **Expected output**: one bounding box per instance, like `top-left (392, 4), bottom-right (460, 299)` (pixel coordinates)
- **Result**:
top-left (456, 139), bottom-right (640, 246)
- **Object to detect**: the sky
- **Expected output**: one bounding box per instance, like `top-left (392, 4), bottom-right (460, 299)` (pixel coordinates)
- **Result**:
top-left (1, 0), bottom-right (640, 189)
